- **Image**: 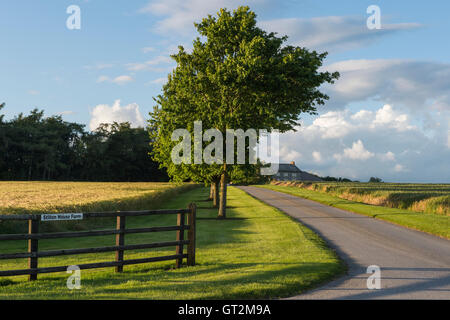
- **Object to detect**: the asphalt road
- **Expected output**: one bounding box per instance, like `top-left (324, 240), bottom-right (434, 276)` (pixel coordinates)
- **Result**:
top-left (238, 186), bottom-right (450, 299)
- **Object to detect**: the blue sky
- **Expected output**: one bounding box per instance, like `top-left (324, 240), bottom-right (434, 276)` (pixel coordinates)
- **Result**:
top-left (1, 0), bottom-right (449, 182)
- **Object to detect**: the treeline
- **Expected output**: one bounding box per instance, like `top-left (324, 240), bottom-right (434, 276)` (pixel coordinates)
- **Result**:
top-left (0, 103), bottom-right (168, 181)
top-left (320, 176), bottom-right (384, 183)
top-left (321, 176), bottom-right (355, 182)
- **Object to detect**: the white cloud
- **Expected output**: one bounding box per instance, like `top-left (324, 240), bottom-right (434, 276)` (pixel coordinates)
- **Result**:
top-left (333, 140), bottom-right (374, 161)
top-left (351, 110), bottom-right (373, 121)
top-left (96, 75), bottom-right (134, 85)
top-left (312, 151), bottom-right (322, 163)
top-left (125, 56), bottom-right (173, 72)
top-left (296, 104), bottom-right (416, 143)
top-left (373, 104), bottom-right (416, 131)
top-left (323, 59), bottom-right (450, 113)
top-left (112, 75), bottom-right (134, 85)
top-left (89, 100), bottom-right (145, 131)
top-left (379, 151), bottom-right (396, 162)
top-left (259, 16), bottom-right (420, 53)
top-left (309, 110), bottom-right (351, 139)
top-left (147, 77), bottom-right (167, 85)
top-left (28, 90), bottom-right (39, 95)
top-left (139, 0), bottom-right (263, 35)
top-left (279, 146), bottom-right (302, 162)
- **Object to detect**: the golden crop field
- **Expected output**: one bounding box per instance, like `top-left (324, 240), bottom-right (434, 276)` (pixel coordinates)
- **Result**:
top-left (0, 181), bottom-right (197, 233)
top-left (0, 181), bottom-right (196, 215)
top-left (271, 181), bottom-right (450, 215)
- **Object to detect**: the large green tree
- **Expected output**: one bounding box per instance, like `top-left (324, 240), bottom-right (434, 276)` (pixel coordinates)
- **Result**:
top-left (150, 6), bottom-right (339, 218)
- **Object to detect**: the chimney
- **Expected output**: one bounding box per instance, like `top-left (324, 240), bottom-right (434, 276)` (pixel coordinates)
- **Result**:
top-left (290, 161), bottom-right (295, 166)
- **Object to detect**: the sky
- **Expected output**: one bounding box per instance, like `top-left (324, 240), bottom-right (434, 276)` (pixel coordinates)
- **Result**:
top-left (1, 0), bottom-right (449, 182)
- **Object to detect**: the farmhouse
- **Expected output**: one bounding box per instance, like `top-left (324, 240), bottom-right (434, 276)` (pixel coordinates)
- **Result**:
top-left (274, 161), bottom-right (322, 181)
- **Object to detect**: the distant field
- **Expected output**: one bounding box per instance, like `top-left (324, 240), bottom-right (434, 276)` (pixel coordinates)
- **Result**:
top-left (0, 181), bottom-right (197, 233)
top-left (0, 187), bottom-right (343, 299)
top-left (271, 181), bottom-right (450, 216)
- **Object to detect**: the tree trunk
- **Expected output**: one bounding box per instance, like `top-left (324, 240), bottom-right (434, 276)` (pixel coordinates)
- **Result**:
top-left (213, 179), bottom-right (219, 208)
top-left (28, 158), bottom-right (32, 181)
top-left (218, 166), bottom-right (227, 219)
top-left (209, 183), bottom-right (214, 200)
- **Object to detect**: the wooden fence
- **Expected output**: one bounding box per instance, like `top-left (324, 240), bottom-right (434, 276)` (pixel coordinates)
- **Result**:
top-left (0, 203), bottom-right (196, 281)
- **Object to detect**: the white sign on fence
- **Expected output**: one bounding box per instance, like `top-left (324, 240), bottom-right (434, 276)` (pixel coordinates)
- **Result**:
top-left (41, 213), bottom-right (84, 221)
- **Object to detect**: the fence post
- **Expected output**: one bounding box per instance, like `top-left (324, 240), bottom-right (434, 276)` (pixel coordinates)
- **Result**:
top-left (28, 218), bottom-right (39, 281)
top-left (175, 212), bottom-right (185, 268)
top-left (115, 215), bottom-right (126, 272)
top-left (187, 203), bottom-right (196, 266)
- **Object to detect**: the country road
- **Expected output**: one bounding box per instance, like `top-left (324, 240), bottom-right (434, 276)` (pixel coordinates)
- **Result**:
top-left (238, 186), bottom-right (450, 299)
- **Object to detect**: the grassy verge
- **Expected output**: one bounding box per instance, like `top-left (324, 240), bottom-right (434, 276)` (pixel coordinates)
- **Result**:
top-left (257, 185), bottom-right (450, 239)
top-left (0, 186), bottom-right (343, 299)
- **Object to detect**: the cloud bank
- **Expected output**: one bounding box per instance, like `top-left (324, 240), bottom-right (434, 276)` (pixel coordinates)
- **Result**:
top-left (89, 100), bottom-right (146, 131)
top-left (279, 104), bottom-right (450, 182)
top-left (139, 0), bottom-right (264, 36)
top-left (322, 59), bottom-right (450, 112)
top-left (259, 16), bottom-right (420, 53)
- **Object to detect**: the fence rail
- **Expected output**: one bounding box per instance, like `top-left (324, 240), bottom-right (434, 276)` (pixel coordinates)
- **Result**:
top-left (0, 203), bottom-right (196, 281)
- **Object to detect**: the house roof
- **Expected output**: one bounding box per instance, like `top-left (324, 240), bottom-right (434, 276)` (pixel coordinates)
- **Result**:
top-left (277, 163), bottom-right (322, 181)
top-left (278, 163), bottom-right (301, 172)
top-left (297, 171), bottom-right (322, 181)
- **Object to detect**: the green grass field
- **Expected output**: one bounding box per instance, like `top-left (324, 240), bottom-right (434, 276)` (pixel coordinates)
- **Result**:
top-left (0, 185), bottom-right (343, 299)
top-left (270, 181), bottom-right (450, 215)
top-left (259, 184), bottom-right (450, 239)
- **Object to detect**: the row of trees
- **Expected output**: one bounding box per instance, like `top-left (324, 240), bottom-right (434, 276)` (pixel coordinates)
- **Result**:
top-left (0, 103), bottom-right (168, 182)
top-left (150, 7), bottom-right (338, 218)
top-left (321, 176), bottom-right (354, 182)
top-left (321, 176), bottom-right (384, 183)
